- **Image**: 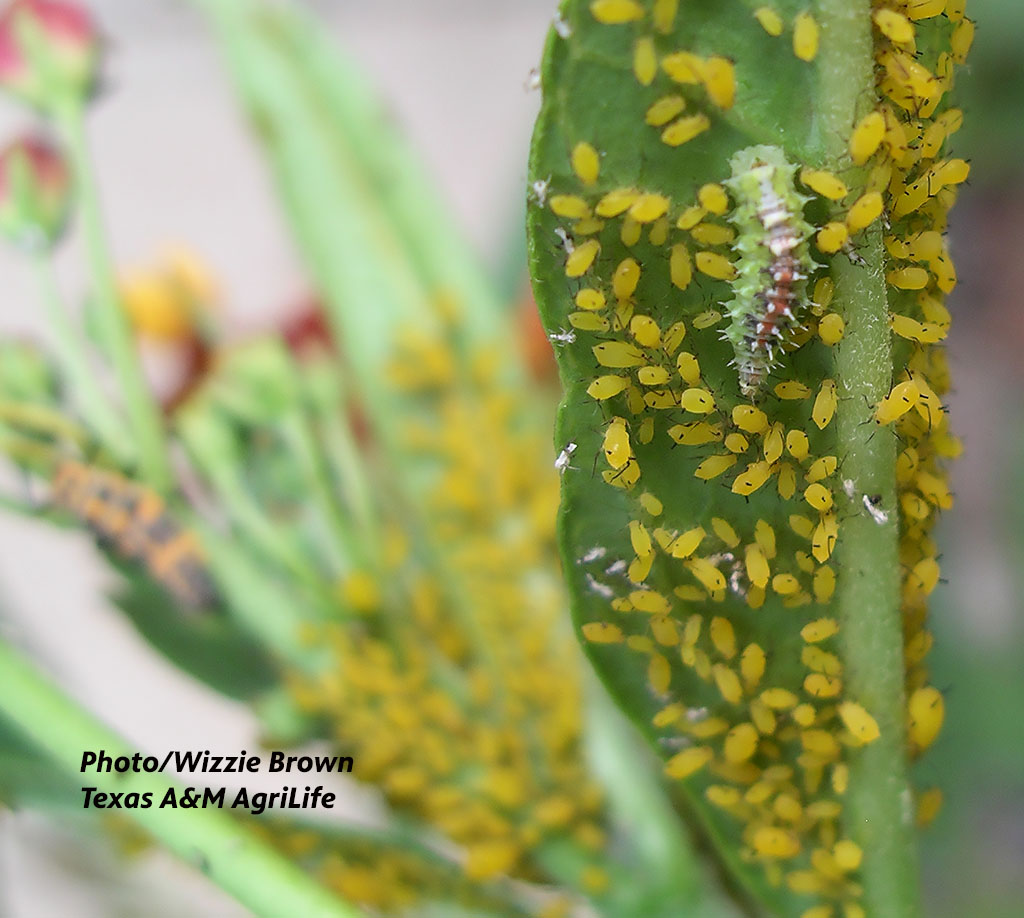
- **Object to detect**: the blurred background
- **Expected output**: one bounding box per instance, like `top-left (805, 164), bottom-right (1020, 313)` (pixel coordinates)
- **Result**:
top-left (0, 0), bottom-right (1021, 915)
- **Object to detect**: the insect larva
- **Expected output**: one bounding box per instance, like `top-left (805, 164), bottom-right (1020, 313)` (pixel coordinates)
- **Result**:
top-left (723, 145), bottom-right (816, 400)
top-left (51, 460), bottom-right (216, 608)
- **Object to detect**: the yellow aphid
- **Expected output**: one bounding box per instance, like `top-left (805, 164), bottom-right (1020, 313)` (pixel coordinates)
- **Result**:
top-left (628, 550), bottom-right (655, 582)
top-left (676, 351), bottom-right (701, 385)
top-left (930, 158), bottom-right (971, 189)
top-left (587, 375), bottom-right (629, 400)
top-left (666, 527), bottom-right (705, 560)
top-left (745, 544), bottom-right (771, 588)
top-left (804, 673), bottom-right (842, 698)
top-left (646, 94), bottom-right (687, 126)
top-left (845, 191), bottom-right (884, 231)
top-left (790, 514), bottom-right (815, 538)
top-left (873, 8), bottom-right (915, 43)
top-left (639, 492), bottom-right (664, 517)
top-left (838, 701), bottom-right (881, 745)
top-left (638, 366), bottom-right (671, 386)
top-left (761, 687), bottom-right (799, 709)
top-left (698, 183), bottom-right (729, 215)
top-left (774, 380), bottom-right (811, 400)
top-left (582, 622), bottom-right (625, 644)
top-left (804, 483), bottom-right (834, 511)
top-left (610, 259), bottom-right (642, 303)
top-left (806, 455), bottom-right (837, 483)
top-left (874, 379), bottom-right (920, 424)
top-left (595, 187), bottom-right (640, 217)
top-left (906, 0), bottom-right (945, 20)
top-left (569, 312), bottom-right (609, 332)
top-left (762, 423), bottom-right (784, 464)
top-left (792, 11), bottom-right (820, 62)
top-left (653, 0), bottom-right (678, 33)
top-left (753, 826), bottom-right (801, 858)
top-left (676, 205), bottom-right (705, 230)
top-left (802, 728), bottom-right (841, 759)
top-left (833, 840), bottom-right (863, 875)
top-left (550, 194), bottom-right (592, 218)
top-left (661, 50), bottom-right (705, 84)
top-left (732, 461), bottom-right (772, 496)
top-left (908, 686), bottom-right (944, 753)
top-left (603, 418), bottom-right (632, 469)
top-left (665, 746), bottom-right (713, 779)
top-left (629, 193), bottom-right (670, 223)
top-left (699, 521), bottom-right (734, 553)
top-left (593, 341), bottom-right (646, 368)
top-left (916, 786), bottom-right (943, 828)
top-left (813, 566), bottom-right (836, 603)
top-left (662, 320), bottom-right (688, 354)
top-left (681, 387), bottom-right (716, 413)
top-left (812, 514), bottom-right (839, 562)
top-left (908, 557), bottom-right (941, 596)
top-left (604, 461), bottom-right (640, 489)
top-left (812, 379), bottom-right (837, 430)
top-left (725, 432), bottom-right (749, 453)
top-left (703, 56), bottom-right (736, 109)
top-left (573, 217), bottom-right (604, 235)
top-left (710, 616), bottom-right (737, 658)
top-left (816, 222), bottom-right (849, 254)
top-left (733, 404), bottom-right (769, 434)
top-left (693, 310), bottom-right (722, 329)
top-left (466, 840), bottom-right (521, 879)
top-left (786, 430), bottom-right (809, 460)
top-left (566, 238), bottom-right (600, 277)
top-left (571, 141), bottom-right (600, 185)
top-left (801, 618), bottom-right (839, 643)
top-left (590, 0), bottom-right (644, 24)
top-left (753, 6), bottom-right (784, 36)
top-left (668, 421), bottom-right (722, 445)
top-left (712, 663), bottom-right (744, 704)
top-left (887, 266), bottom-right (930, 290)
top-left (629, 518), bottom-right (653, 556)
top-left (648, 653), bottom-right (672, 693)
top-left (688, 558), bottom-right (727, 598)
top-left (634, 36), bottom-right (658, 85)
top-left (724, 723), bottom-right (759, 762)
top-left (653, 703), bottom-right (685, 727)
top-left (661, 114), bottom-right (711, 146)
top-left (772, 573), bottom-right (800, 595)
top-left (813, 275), bottom-right (835, 310)
top-left (575, 288), bottom-right (606, 311)
top-left (740, 643), bottom-right (767, 689)
top-left (800, 168), bottom-right (849, 200)
top-left (706, 785), bottom-right (742, 809)
top-left (669, 244), bottom-right (693, 291)
top-left (695, 454), bottom-right (738, 481)
top-left (818, 313), bottom-right (845, 345)
top-left (690, 223), bottom-right (735, 246)
top-left (695, 251), bottom-right (737, 280)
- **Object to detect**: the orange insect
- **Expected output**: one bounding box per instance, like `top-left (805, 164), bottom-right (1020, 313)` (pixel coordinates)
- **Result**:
top-left (50, 461), bottom-right (216, 609)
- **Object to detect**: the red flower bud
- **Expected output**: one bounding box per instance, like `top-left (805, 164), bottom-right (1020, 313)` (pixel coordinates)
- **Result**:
top-left (0, 0), bottom-right (100, 109)
top-left (0, 134), bottom-right (72, 250)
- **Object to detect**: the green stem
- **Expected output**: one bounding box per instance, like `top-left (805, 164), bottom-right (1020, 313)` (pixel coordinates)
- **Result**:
top-left (55, 101), bottom-right (171, 492)
top-left (817, 2), bottom-right (920, 916)
top-left (31, 253), bottom-right (134, 463)
top-left (0, 638), bottom-right (360, 918)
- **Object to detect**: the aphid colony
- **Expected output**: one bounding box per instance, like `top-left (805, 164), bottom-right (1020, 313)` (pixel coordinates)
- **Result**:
top-left (50, 460), bottom-right (217, 608)
top-left (532, 0), bottom-right (970, 912)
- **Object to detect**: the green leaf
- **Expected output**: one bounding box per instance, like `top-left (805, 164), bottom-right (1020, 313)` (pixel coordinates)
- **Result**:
top-left (108, 556), bottom-right (279, 701)
top-left (529, 2), bottom-right (968, 916)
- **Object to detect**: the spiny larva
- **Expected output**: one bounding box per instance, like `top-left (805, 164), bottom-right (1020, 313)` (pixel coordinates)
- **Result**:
top-left (723, 145), bottom-right (816, 400)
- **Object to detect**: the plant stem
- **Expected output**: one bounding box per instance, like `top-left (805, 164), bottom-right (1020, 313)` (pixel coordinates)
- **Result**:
top-left (31, 252), bottom-right (133, 463)
top-left (817, 2), bottom-right (920, 916)
top-left (0, 637), bottom-right (360, 918)
top-left (55, 100), bottom-right (171, 491)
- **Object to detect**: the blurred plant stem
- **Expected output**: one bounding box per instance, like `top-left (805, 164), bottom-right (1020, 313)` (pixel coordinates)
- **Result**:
top-left (0, 635), bottom-right (361, 918)
top-left (53, 99), bottom-right (171, 491)
top-left (30, 251), bottom-right (132, 461)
